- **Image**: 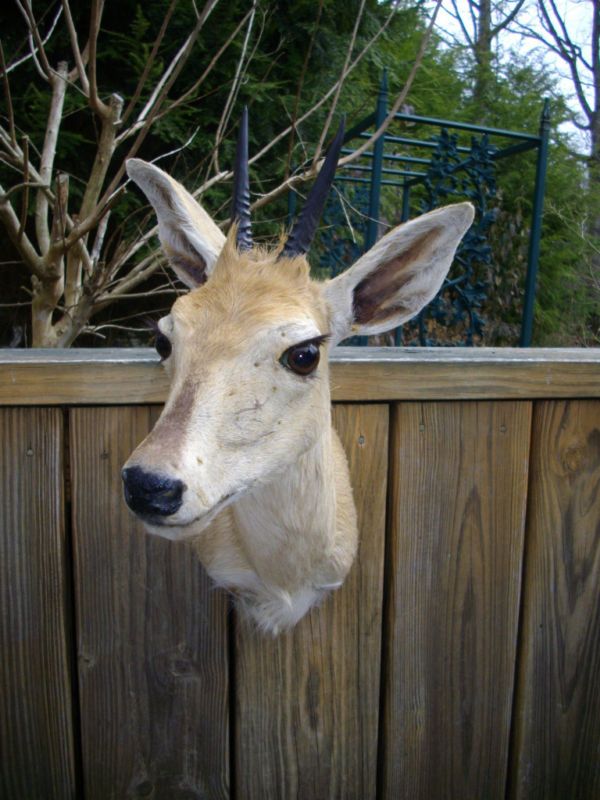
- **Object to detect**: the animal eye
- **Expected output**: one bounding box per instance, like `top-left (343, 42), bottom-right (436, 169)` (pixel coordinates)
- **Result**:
top-left (155, 332), bottom-right (172, 361)
top-left (280, 341), bottom-right (321, 376)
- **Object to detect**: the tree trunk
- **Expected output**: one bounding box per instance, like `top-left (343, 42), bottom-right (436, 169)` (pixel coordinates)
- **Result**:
top-left (588, 0), bottom-right (600, 279)
top-left (473, 0), bottom-right (493, 120)
top-left (31, 274), bottom-right (63, 347)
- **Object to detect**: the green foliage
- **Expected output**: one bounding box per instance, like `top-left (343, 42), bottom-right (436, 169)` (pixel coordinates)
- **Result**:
top-left (467, 54), bottom-right (597, 345)
top-left (0, 0), bottom-right (597, 345)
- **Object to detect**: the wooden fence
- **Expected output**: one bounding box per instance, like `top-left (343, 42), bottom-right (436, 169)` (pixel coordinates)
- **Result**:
top-left (1, 348), bottom-right (599, 800)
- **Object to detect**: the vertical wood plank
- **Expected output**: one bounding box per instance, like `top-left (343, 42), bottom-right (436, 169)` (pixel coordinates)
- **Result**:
top-left (0, 408), bottom-right (76, 798)
top-left (234, 404), bottom-right (389, 799)
top-left (381, 401), bottom-right (532, 799)
top-left (70, 407), bottom-right (229, 800)
top-left (509, 400), bottom-right (600, 800)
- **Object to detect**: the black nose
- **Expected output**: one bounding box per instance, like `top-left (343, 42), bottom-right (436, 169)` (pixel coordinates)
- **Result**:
top-left (122, 466), bottom-right (185, 518)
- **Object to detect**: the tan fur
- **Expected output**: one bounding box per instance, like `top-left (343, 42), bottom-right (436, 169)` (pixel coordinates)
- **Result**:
top-left (124, 158), bottom-right (474, 634)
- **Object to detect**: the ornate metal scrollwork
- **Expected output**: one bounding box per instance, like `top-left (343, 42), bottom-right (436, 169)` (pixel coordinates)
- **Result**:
top-left (403, 130), bottom-right (498, 346)
top-left (316, 129), bottom-right (498, 346)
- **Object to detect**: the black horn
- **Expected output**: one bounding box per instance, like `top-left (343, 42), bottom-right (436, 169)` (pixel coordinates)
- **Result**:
top-left (280, 118), bottom-right (345, 259)
top-left (231, 106), bottom-right (253, 251)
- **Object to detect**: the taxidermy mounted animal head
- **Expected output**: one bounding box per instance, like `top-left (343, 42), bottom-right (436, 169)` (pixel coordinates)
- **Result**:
top-left (122, 109), bottom-right (474, 634)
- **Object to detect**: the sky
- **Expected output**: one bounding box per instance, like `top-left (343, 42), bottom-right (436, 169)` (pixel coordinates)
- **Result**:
top-left (434, 0), bottom-right (594, 151)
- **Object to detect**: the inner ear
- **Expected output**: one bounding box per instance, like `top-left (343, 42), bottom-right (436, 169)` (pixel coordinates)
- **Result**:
top-left (168, 253), bottom-right (208, 286)
top-left (352, 229), bottom-right (438, 325)
top-left (165, 235), bottom-right (208, 287)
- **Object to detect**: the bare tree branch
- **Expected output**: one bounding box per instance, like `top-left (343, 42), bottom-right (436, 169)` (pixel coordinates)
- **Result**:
top-left (88, 0), bottom-right (108, 115)
top-left (330, 0), bottom-right (442, 162)
top-left (36, 61), bottom-right (68, 255)
top-left (312, 0), bottom-right (367, 166)
top-left (212, 2), bottom-right (257, 173)
top-left (102, 0), bottom-right (404, 282)
top-left (132, 0), bottom-right (221, 128)
top-left (0, 0), bottom-right (453, 347)
top-left (449, 0), bottom-right (475, 46)
top-left (250, 0), bottom-right (442, 212)
top-left (61, 0), bottom-right (90, 93)
top-left (0, 182), bottom-right (44, 277)
top-left (116, 7), bottom-right (254, 146)
top-left (50, 172), bottom-right (69, 251)
top-left (90, 209), bottom-right (110, 269)
top-left (490, 0), bottom-right (526, 36)
top-left (0, 42), bottom-right (17, 147)
top-left (193, 0), bottom-right (401, 202)
top-left (468, 0), bottom-right (479, 39)
top-left (0, 180), bottom-right (46, 200)
top-left (121, 0), bottom-right (178, 124)
top-left (30, 172), bottom-right (70, 347)
top-left (535, 0), bottom-right (593, 122)
top-left (1, 129), bottom-right (57, 207)
top-left (14, 0), bottom-right (54, 80)
top-left (79, 93), bottom-right (123, 222)
top-left (55, 182), bottom-right (125, 257)
top-left (2, 4), bottom-right (63, 76)
top-left (18, 136), bottom-right (29, 241)
top-left (97, 253), bottom-right (166, 303)
top-left (512, 22), bottom-right (564, 58)
top-left (98, 0), bottom-right (221, 205)
top-left (285, 0), bottom-right (324, 178)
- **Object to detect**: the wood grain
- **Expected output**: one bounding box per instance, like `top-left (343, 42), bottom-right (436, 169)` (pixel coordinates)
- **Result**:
top-left (509, 400), bottom-right (600, 800)
top-left (70, 407), bottom-right (229, 800)
top-left (1, 348), bottom-right (599, 404)
top-left (234, 404), bottom-right (389, 799)
top-left (381, 401), bottom-right (532, 799)
top-left (0, 408), bottom-right (76, 798)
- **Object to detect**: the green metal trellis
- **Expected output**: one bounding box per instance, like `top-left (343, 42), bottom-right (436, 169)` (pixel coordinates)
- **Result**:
top-left (294, 71), bottom-right (550, 347)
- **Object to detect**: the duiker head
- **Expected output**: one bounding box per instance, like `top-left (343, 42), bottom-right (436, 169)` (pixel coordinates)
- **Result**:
top-left (122, 111), bottom-right (474, 541)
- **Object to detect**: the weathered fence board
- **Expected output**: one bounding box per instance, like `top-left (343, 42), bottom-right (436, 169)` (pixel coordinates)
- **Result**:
top-left (381, 401), bottom-right (532, 799)
top-left (234, 404), bottom-right (389, 799)
top-left (70, 407), bottom-right (230, 800)
top-left (0, 408), bottom-right (76, 799)
top-left (509, 400), bottom-right (600, 800)
top-left (1, 352), bottom-right (599, 799)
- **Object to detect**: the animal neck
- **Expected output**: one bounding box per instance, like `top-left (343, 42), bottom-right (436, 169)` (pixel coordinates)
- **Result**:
top-left (231, 421), bottom-right (340, 593)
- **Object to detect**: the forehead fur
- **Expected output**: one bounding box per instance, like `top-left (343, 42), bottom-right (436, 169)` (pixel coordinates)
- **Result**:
top-left (172, 232), bottom-right (329, 333)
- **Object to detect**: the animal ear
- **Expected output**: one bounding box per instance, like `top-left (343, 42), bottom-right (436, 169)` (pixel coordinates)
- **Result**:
top-left (323, 203), bottom-right (474, 343)
top-left (126, 159), bottom-right (226, 288)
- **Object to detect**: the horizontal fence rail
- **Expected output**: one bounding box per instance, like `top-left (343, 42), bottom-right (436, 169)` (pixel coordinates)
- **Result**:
top-left (1, 348), bottom-right (600, 404)
top-left (1, 349), bottom-right (599, 800)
